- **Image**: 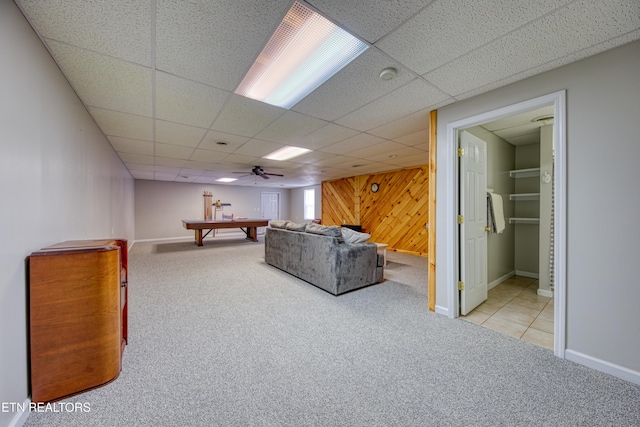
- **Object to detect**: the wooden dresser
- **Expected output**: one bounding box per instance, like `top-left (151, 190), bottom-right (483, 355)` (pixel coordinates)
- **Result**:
top-left (29, 239), bottom-right (128, 403)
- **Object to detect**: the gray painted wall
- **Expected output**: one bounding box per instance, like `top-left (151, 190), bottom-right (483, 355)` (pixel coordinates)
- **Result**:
top-left (289, 185), bottom-right (322, 224)
top-left (539, 125), bottom-right (554, 291)
top-left (436, 40), bottom-right (640, 376)
top-left (0, 3), bottom-right (135, 426)
top-left (134, 180), bottom-right (290, 240)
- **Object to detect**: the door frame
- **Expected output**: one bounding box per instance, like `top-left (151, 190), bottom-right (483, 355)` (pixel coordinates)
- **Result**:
top-left (441, 90), bottom-right (566, 358)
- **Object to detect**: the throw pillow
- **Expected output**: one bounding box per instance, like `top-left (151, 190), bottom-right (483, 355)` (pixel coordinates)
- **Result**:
top-left (305, 223), bottom-right (342, 238)
top-left (285, 222), bottom-right (307, 232)
top-left (270, 220), bottom-right (289, 229)
top-left (341, 227), bottom-right (371, 244)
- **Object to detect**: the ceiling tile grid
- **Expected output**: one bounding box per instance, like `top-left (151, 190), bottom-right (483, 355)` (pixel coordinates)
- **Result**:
top-left (155, 72), bottom-right (230, 129)
top-left (46, 41), bottom-right (153, 117)
top-left (17, 0), bottom-right (152, 66)
top-left (14, 0), bottom-right (640, 188)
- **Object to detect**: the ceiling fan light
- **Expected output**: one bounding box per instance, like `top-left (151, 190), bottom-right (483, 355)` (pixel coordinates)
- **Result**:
top-left (263, 146), bottom-right (311, 161)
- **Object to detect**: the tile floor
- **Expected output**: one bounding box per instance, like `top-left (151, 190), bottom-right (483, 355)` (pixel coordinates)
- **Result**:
top-left (461, 276), bottom-right (554, 350)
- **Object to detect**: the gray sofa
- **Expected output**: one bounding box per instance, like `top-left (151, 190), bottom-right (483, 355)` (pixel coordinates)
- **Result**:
top-left (264, 224), bottom-right (384, 295)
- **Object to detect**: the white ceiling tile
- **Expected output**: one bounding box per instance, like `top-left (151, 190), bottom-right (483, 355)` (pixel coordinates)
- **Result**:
top-left (125, 163), bottom-right (155, 172)
top-left (308, 0), bottom-right (433, 43)
top-left (211, 94), bottom-right (284, 137)
top-left (90, 108), bottom-right (153, 140)
top-left (108, 136), bottom-right (154, 155)
top-left (233, 140), bottom-right (285, 157)
top-left (155, 0), bottom-right (291, 90)
top-left (368, 108), bottom-right (431, 139)
top-left (154, 157), bottom-right (187, 168)
top-left (292, 48), bottom-right (416, 121)
top-left (425, 0), bottom-right (640, 96)
top-left (367, 146), bottom-right (428, 164)
top-left (290, 151), bottom-right (338, 164)
top-left (155, 72), bottom-right (230, 128)
top-left (155, 121), bottom-right (207, 147)
top-left (189, 149), bottom-right (229, 163)
top-left (255, 111), bottom-right (327, 143)
top-left (129, 170), bottom-right (155, 180)
top-left (494, 125), bottom-right (541, 140)
top-left (154, 172), bottom-right (179, 181)
top-left (198, 130), bottom-right (250, 152)
top-left (154, 143), bottom-right (195, 160)
top-left (455, 28), bottom-right (640, 101)
top-left (46, 40), bottom-right (152, 116)
top-left (336, 79), bottom-right (449, 131)
top-left (345, 141), bottom-right (411, 159)
top-left (182, 161), bottom-right (220, 171)
top-left (320, 133), bottom-right (386, 155)
top-left (377, 0), bottom-right (570, 75)
top-left (292, 123), bottom-right (360, 150)
top-left (393, 129), bottom-right (429, 146)
top-left (224, 154), bottom-right (261, 166)
top-left (118, 152), bottom-right (154, 165)
top-left (16, 0), bottom-right (152, 65)
top-left (154, 165), bottom-right (182, 173)
top-left (482, 106), bottom-right (554, 132)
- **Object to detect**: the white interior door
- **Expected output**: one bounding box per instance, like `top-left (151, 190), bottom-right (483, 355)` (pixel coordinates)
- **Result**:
top-left (459, 131), bottom-right (488, 315)
top-left (261, 192), bottom-right (279, 234)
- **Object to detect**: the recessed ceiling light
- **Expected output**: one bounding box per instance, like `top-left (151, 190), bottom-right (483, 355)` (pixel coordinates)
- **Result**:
top-left (388, 154), bottom-right (398, 158)
top-left (216, 141), bottom-right (229, 146)
top-left (216, 178), bottom-right (237, 183)
top-left (263, 146), bottom-right (311, 161)
top-left (352, 164), bottom-right (364, 168)
top-left (235, 1), bottom-right (368, 109)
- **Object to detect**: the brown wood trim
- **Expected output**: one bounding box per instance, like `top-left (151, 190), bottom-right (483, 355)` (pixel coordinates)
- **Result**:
top-left (428, 109), bottom-right (437, 311)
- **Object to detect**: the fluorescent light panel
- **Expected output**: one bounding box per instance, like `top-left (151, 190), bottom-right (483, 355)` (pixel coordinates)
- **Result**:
top-left (263, 145), bottom-right (311, 161)
top-left (235, 1), bottom-right (368, 109)
top-left (216, 178), bottom-right (237, 183)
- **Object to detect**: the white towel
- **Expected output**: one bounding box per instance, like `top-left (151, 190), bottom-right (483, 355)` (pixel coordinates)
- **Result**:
top-left (488, 192), bottom-right (506, 234)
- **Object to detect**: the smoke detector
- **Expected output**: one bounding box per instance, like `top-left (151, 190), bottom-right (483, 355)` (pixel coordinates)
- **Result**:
top-left (379, 67), bottom-right (397, 81)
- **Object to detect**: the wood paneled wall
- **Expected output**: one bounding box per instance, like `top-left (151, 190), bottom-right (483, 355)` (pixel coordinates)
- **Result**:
top-left (322, 166), bottom-right (429, 257)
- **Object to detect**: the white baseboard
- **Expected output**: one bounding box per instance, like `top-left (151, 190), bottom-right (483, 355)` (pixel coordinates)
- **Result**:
top-left (435, 304), bottom-right (449, 316)
top-left (8, 398), bottom-right (30, 427)
top-left (537, 288), bottom-right (553, 297)
top-left (565, 349), bottom-right (640, 386)
top-left (488, 270), bottom-right (515, 290)
top-left (515, 270), bottom-right (539, 279)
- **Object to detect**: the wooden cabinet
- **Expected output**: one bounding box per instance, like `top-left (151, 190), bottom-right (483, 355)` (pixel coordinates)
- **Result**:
top-left (29, 239), bottom-right (128, 403)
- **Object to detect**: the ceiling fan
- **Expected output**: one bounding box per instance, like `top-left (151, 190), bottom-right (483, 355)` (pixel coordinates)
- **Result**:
top-left (233, 166), bottom-right (284, 180)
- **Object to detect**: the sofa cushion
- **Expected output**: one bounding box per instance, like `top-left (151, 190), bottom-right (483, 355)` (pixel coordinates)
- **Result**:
top-left (341, 227), bottom-right (371, 244)
top-left (270, 220), bottom-right (289, 229)
top-left (285, 222), bottom-right (307, 232)
top-left (305, 223), bottom-right (342, 238)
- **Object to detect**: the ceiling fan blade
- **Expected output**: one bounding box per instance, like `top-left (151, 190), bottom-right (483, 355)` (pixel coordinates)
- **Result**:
top-left (260, 174), bottom-right (269, 179)
top-left (264, 173), bottom-right (284, 177)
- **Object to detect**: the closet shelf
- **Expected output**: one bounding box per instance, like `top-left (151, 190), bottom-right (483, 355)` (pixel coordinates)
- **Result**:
top-left (509, 217), bottom-right (540, 224)
top-left (509, 168), bottom-right (540, 179)
top-left (509, 193), bottom-right (540, 201)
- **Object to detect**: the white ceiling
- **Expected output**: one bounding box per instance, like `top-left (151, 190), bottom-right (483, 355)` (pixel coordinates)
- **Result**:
top-left (15, 0), bottom-right (640, 188)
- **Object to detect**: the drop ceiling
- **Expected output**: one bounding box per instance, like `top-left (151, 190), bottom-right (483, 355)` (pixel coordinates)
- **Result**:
top-left (15, 0), bottom-right (640, 188)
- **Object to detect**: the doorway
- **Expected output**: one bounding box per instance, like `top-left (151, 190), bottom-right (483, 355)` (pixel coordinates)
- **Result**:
top-left (261, 192), bottom-right (280, 234)
top-left (441, 91), bottom-right (566, 358)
